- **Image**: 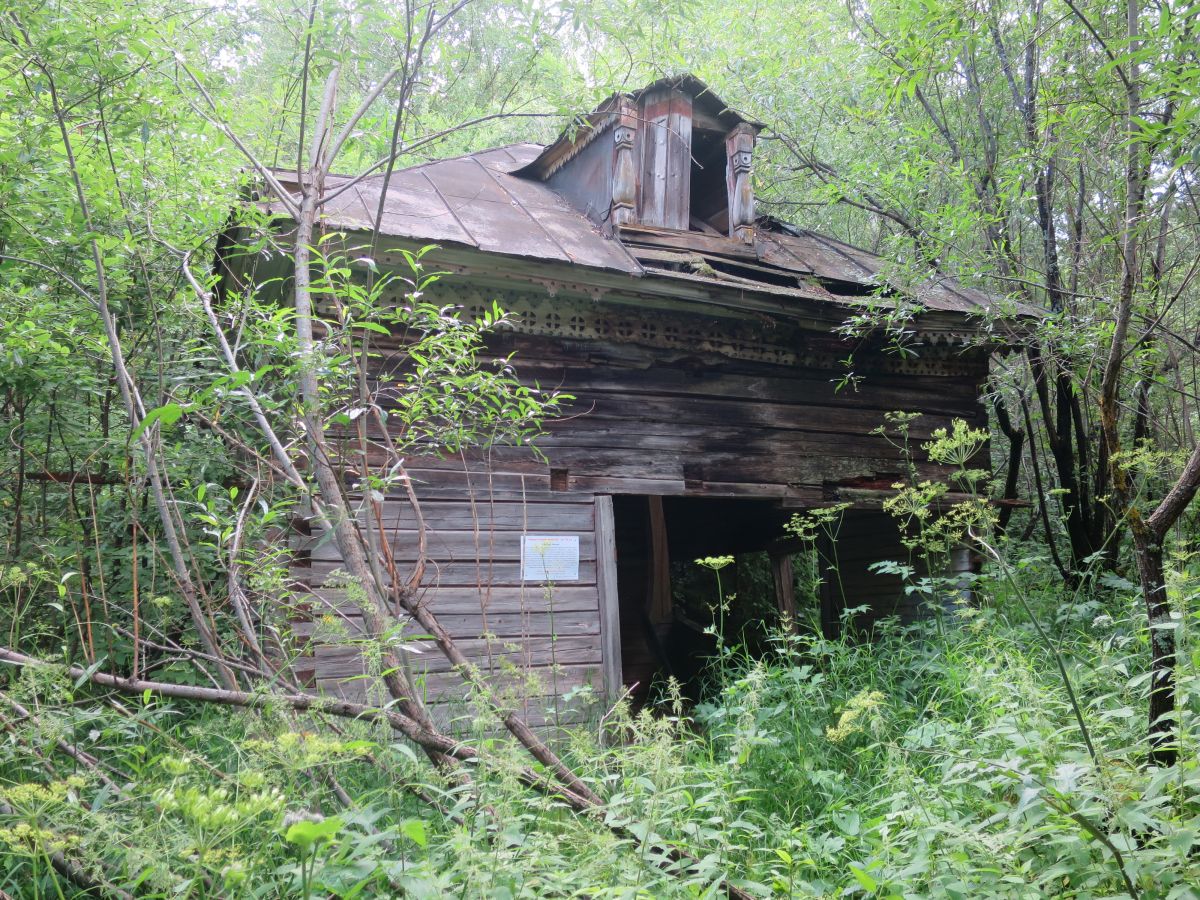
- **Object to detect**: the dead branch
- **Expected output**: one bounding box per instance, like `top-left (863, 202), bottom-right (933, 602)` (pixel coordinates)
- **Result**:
top-left (0, 648), bottom-right (753, 900)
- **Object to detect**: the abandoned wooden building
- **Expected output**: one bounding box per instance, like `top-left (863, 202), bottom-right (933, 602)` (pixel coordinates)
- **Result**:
top-left (219, 76), bottom-right (1026, 723)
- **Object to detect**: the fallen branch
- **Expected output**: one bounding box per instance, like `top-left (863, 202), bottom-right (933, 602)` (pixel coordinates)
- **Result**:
top-left (0, 648), bottom-right (754, 899)
top-left (1, 694), bottom-right (125, 794)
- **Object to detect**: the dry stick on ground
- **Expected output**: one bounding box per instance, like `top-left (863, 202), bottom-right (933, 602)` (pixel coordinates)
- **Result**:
top-left (0, 648), bottom-right (754, 900)
top-left (0, 695), bottom-right (125, 794)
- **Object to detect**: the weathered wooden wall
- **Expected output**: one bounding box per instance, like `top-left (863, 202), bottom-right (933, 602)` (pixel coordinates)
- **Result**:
top-left (418, 279), bottom-right (993, 503)
top-left (293, 273), bottom-right (991, 712)
top-left (293, 465), bottom-right (616, 727)
top-left (818, 511), bottom-right (977, 635)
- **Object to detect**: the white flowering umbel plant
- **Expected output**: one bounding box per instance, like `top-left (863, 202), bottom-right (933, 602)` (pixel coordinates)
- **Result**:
top-left (786, 503), bottom-right (853, 623)
top-left (695, 555), bottom-right (736, 650)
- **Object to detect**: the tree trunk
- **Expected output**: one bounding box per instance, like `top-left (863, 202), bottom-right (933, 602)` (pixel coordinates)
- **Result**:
top-left (1131, 526), bottom-right (1176, 766)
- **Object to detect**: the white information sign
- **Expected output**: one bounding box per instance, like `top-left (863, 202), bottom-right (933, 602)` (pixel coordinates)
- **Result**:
top-left (521, 534), bottom-right (580, 582)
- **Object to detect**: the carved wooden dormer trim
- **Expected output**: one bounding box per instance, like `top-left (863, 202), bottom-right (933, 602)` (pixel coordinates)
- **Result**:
top-left (516, 76), bottom-right (762, 240)
top-left (611, 98), bottom-right (639, 227)
top-left (725, 123), bottom-right (756, 243)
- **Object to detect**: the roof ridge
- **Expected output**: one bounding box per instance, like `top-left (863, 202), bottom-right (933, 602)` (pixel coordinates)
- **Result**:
top-left (273, 142), bottom-right (546, 184)
top-left (376, 142), bottom-right (545, 177)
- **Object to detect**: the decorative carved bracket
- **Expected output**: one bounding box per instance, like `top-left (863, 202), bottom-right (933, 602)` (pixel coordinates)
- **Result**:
top-left (725, 123), bottom-right (756, 243)
top-left (611, 99), bottom-right (639, 228)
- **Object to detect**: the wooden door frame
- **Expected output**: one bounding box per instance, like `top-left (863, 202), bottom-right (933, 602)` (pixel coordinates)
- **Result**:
top-left (595, 495), bottom-right (623, 702)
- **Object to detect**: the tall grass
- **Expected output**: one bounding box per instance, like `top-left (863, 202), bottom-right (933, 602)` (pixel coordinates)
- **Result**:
top-left (1, 554), bottom-right (1198, 897)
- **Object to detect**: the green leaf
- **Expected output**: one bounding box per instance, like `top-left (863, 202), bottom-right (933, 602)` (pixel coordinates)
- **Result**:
top-left (133, 403), bottom-right (184, 439)
top-left (285, 815), bottom-right (344, 850)
top-left (400, 819), bottom-right (427, 848)
top-left (354, 321), bottom-right (392, 335)
top-left (849, 864), bottom-right (878, 892)
top-left (74, 656), bottom-right (108, 690)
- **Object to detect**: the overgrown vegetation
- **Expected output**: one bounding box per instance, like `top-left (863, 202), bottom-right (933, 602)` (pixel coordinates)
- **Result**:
top-left (2, 556), bottom-right (1198, 896)
top-left (3, 0), bottom-right (1200, 895)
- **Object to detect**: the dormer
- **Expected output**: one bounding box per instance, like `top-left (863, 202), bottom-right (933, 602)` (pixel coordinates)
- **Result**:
top-left (515, 76), bottom-right (761, 243)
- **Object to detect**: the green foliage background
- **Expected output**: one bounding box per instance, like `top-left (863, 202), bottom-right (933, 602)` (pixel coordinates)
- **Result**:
top-left (2, 0), bottom-right (1200, 896)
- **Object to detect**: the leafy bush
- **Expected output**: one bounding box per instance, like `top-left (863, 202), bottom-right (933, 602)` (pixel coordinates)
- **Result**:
top-left (2, 554), bottom-right (1199, 897)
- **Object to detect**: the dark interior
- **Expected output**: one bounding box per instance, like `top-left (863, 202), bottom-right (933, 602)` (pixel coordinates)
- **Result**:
top-left (613, 495), bottom-right (794, 701)
top-left (688, 128), bottom-right (730, 232)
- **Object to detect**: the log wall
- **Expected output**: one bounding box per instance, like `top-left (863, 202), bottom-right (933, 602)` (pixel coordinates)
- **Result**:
top-left (296, 277), bottom-right (993, 716)
top-left (294, 466), bottom-right (614, 728)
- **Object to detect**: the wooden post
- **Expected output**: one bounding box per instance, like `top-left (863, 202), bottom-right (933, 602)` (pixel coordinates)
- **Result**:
top-left (595, 495), bottom-right (623, 702)
top-left (770, 551), bottom-right (798, 631)
top-left (725, 123), bottom-right (756, 243)
top-left (611, 99), bottom-right (638, 228)
top-left (646, 496), bottom-right (671, 624)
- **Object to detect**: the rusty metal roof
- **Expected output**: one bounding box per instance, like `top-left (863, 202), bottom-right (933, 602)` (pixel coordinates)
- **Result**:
top-left (264, 144), bottom-right (1031, 320)
top-left (270, 144), bottom-right (643, 275)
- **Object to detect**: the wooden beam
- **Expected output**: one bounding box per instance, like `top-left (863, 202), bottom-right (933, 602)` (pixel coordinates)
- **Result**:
top-left (595, 495), bottom-right (623, 702)
top-left (646, 496), bottom-right (672, 625)
top-left (770, 551), bottom-right (797, 631)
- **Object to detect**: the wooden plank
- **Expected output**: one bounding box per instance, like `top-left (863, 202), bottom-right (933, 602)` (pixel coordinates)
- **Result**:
top-left (295, 609), bottom-right (601, 640)
top-left (664, 91), bottom-right (692, 230)
top-left (639, 90), bottom-right (670, 227)
top-left (315, 664), bottom-right (605, 709)
top-left (646, 497), bottom-right (671, 624)
top-left (360, 664), bottom-right (604, 698)
top-left (771, 552), bottom-right (797, 629)
top-left (478, 443), bottom-right (951, 489)
top-left (304, 585), bottom-right (600, 614)
top-left (306, 559), bottom-right (598, 587)
top-left (358, 443), bottom-right (955, 490)
top-left (508, 360), bottom-right (984, 412)
top-left (637, 88), bottom-right (692, 230)
top-left (372, 500), bottom-right (596, 531)
top-left (533, 426), bottom-right (909, 459)
top-left (304, 529), bottom-right (597, 563)
top-left (312, 635), bottom-right (602, 677)
top-left (548, 391), bottom-right (977, 440)
top-left (616, 224), bottom-right (759, 260)
top-left (484, 324), bottom-right (990, 380)
top-left (595, 495), bottom-right (622, 702)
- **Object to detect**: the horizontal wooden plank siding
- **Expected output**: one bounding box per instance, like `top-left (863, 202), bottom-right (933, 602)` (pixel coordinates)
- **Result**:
top-left (300, 275), bottom-right (993, 721)
top-left (297, 467), bottom-right (604, 723)
top-left (355, 286), bottom-right (991, 499)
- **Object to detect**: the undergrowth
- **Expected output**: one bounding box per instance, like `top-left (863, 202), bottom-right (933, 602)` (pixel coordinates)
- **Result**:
top-left (1, 555), bottom-right (1199, 897)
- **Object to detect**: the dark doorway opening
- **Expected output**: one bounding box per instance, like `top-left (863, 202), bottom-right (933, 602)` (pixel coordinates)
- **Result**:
top-left (612, 495), bottom-right (800, 702)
